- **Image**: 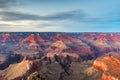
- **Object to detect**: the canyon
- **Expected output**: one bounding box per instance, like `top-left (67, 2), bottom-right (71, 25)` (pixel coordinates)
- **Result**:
top-left (0, 32), bottom-right (120, 80)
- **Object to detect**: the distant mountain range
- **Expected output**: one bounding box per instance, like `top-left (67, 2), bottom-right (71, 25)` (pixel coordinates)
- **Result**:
top-left (0, 32), bottom-right (120, 80)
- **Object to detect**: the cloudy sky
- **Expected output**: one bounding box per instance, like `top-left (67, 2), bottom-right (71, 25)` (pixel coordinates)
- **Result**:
top-left (0, 0), bottom-right (120, 32)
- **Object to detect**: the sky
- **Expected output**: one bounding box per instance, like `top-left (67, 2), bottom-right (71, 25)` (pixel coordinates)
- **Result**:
top-left (0, 0), bottom-right (120, 32)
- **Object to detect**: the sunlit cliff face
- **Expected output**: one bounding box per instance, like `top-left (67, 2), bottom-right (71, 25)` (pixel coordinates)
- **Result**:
top-left (0, 58), bottom-right (32, 80)
top-left (93, 53), bottom-right (120, 80)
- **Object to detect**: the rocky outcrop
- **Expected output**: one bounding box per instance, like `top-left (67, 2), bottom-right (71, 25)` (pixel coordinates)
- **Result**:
top-left (16, 34), bottom-right (47, 53)
top-left (0, 57), bottom-right (43, 80)
top-left (50, 33), bottom-right (77, 42)
top-left (101, 74), bottom-right (118, 80)
top-left (22, 34), bottom-right (45, 44)
top-left (93, 53), bottom-right (120, 80)
top-left (0, 33), bottom-right (23, 45)
top-left (0, 54), bottom-right (23, 70)
top-left (79, 33), bottom-right (120, 55)
top-left (0, 57), bottom-right (32, 80)
top-left (27, 72), bottom-right (46, 80)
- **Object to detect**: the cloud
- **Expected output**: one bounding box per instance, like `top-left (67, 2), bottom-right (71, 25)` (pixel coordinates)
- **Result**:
top-left (0, 9), bottom-right (99, 23)
top-left (45, 10), bottom-right (95, 22)
top-left (0, 0), bottom-right (15, 8)
top-left (0, 11), bottom-right (42, 21)
top-left (0, 20), bottom-right (64, 32)
top-left (44, 10), bottom-right (87, 21)
top-left (0, 23), bottom-right (64, 32)
top-left (0, 9), bottom-right (119, 25)
top-left (0, 8), bottom-right (120, 32)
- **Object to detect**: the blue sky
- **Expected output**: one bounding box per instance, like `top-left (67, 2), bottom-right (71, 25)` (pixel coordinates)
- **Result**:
top-left (0, 0), bottom-right (120, 32)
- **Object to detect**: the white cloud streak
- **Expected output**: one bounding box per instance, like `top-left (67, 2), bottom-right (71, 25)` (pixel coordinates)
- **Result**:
top-left (0, 20), bottom-right (64, 32)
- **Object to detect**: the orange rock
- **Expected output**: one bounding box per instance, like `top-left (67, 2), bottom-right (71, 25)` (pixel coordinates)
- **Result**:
top-left (101, 74), bottom-right (118, 80)
top-left (93, 54), bottom-right (120, 80)
top-left (93, 60), bottom-right (107, 72)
